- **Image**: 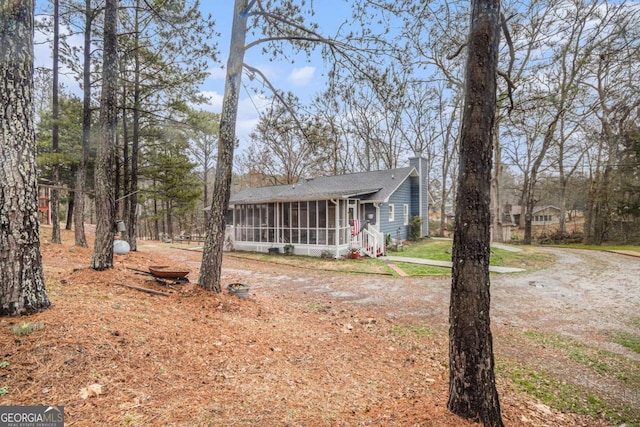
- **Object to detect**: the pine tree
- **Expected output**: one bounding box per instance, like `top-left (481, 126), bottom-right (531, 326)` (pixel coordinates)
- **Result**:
top-left (0, 0), bottom-right (51, 315)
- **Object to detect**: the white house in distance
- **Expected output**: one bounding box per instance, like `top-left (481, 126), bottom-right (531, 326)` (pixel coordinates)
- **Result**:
top-left (226, 154), bottom-right (430, 258)
top-left (507, 205), bottom-right (562, 226)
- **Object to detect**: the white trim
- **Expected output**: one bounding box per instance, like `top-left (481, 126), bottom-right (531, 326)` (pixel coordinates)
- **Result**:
top-left (388, 203), bottom-right (395, 222)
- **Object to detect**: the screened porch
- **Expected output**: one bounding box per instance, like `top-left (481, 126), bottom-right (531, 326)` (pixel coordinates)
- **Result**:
top-left (231, 199), bottom-right (361, 257)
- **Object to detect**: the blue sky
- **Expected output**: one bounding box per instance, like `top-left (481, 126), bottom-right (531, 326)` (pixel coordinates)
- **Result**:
top-left (197, 1), bottom-right (355, 147)
top-left (32, 1), bottom-right (356, 149)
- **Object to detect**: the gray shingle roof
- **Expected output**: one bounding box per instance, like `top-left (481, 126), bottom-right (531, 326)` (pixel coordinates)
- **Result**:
top-left (230, 167), bottom-right (417, 205)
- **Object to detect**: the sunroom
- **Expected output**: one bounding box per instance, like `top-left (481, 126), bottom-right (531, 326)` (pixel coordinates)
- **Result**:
top-left (230, 196), bottom-right (384, 258)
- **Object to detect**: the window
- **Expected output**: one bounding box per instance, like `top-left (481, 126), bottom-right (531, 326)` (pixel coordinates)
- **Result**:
top-left (388, 204), bottom-right (395, 222)
top-left (403, 204), bottom-right (409, 225)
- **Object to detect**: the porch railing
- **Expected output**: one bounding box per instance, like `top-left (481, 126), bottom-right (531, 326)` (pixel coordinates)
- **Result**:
top-left (360, 226), bottom-right (385, 258)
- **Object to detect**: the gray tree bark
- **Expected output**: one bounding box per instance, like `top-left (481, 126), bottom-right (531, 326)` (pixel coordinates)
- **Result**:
top-left (73, 0), bottom-right (94, 248)
top-left (448, 0), bottom-right (504, 425)
top-left (198, 0), bottom-right (250, 292)
top-left (91, 0), bottom-right (119, 270)
top-left (0, 0), bottom-right (51, 315)
top-left (51, 0), bottom-right (61, 244)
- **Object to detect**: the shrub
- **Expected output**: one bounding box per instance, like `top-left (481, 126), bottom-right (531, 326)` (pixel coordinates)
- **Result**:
top-left (409, 215), bottom-right (423, 241)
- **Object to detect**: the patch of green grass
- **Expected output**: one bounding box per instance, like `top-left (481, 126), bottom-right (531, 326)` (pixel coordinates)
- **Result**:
top-left (411, 326), bottom-right (434, 337)
top-left (0, 361), bottom-right (8, 396)
top-left (391, 325), bottom-right (408, 336)
top-left (524, 331), bottom-right (640, 388)
top-left (11, 321), bottom-right (44, 336)
top-left (306, 302), bottom-right (331, 313)
top-left (615, 332), bottom-right (640, 354)
top-left (391, 325), bottom-right (434, 337)
top-left (399, 239), bottom-right (453, 261)
top-left (226, 252), bottom-right (393, 275)
top-left (398, 238), bottom-right (554, 272)
top-left (503, 365), bottom-right (638, 425)
top-left (392, 262), bottom-right (451, 276)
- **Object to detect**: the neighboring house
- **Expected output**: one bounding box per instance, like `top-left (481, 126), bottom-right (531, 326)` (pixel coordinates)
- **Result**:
top-left (508, 205), bottom-right (562, 226)
top-left (227, 154), bottom-right (430, 258)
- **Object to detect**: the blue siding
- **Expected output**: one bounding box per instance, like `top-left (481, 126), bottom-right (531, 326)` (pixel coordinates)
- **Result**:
top-left (409, 155), bottom-right (430, 236)
top-left (380, 178), bottom-right (412, 241)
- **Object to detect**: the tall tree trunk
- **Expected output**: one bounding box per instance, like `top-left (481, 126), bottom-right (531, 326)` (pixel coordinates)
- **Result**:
top-left (199, 0), bottom-right (250, 292)
top-left (0, 0), bottom-right (51, 315)
top-left (153, 180), bottom-right (160, 240)
top-left (203, 164), bottom-right (210, 227)
top-left (523, 194), bottom-right (534, 244)
top-left (490, 130), bottom-right (502, 242)
top-left (128, 0), bottom-right (141, 251)
top-left (558, 183), bottom-right (567, 235)
top-left (51, 0), bottom-right (61, 244)
top-left (448, 0), bottom-right (503, 425)
top-left (120, 77), bottom-right (129, 229)
top-left (66, 195), bottom-right (74, 230)
top-left (73, 0), bottom-right (93, 248)
top-left (91, 0), bottom-right (119, 270)
top-left (166, 200), bottom-right (173, 238)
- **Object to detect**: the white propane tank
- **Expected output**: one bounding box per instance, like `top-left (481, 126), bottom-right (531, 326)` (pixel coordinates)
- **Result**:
top-left (113, 239), bottom-right (131, 255)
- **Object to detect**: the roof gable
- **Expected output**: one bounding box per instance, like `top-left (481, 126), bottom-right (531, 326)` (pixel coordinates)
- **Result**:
top-left (230, 167), bottom-right (417, 204)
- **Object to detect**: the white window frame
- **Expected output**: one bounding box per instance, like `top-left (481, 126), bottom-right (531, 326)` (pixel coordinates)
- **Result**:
top-left (403, 204), bottom-right (409, 225)
top-left (388, 203), bottom-right (395, 222)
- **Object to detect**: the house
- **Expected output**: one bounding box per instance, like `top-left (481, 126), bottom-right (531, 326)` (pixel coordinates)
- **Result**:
top-left (227, 154), bottom-right (430, 258)
top-left (507, 205), bottom-right (562, 226)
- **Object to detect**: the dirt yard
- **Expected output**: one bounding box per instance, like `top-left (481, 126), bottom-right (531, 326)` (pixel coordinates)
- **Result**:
top-left (1, 226), bottom-right (638, 426)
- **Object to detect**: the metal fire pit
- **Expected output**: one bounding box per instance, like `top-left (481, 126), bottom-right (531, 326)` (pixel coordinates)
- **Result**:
top-left (148, 265), bottom-right (190, 284)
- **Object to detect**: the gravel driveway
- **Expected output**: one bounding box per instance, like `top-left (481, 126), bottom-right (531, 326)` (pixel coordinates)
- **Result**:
top-left (231, 247), bottom-right (640, 343)
top-left (491, 248), bottom-right (640, 340)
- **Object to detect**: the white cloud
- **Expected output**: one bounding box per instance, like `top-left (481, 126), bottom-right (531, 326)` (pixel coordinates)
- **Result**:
top-left (207, 66), bottom-right (227, 80)
top-left (196, 91), bottom-right (224, 112)
top-left (236, 93), bottom-right (269, 148)
top-left (287, 66), bottom-right (315, 87)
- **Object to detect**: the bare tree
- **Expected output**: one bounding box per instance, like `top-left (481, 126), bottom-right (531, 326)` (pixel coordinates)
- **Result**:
top-left (0, 0), bottom-right (51, 315)
top-left (244, 96), bottom-right (336, 185)
top-left (436, 87), bottom-right (462, 237)
top-left (448, 0), bottom-right (504, 425)
top-left (310, 89), bottom-right (354, 175)
top-left (581, 3), bottom-right (640, 244)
